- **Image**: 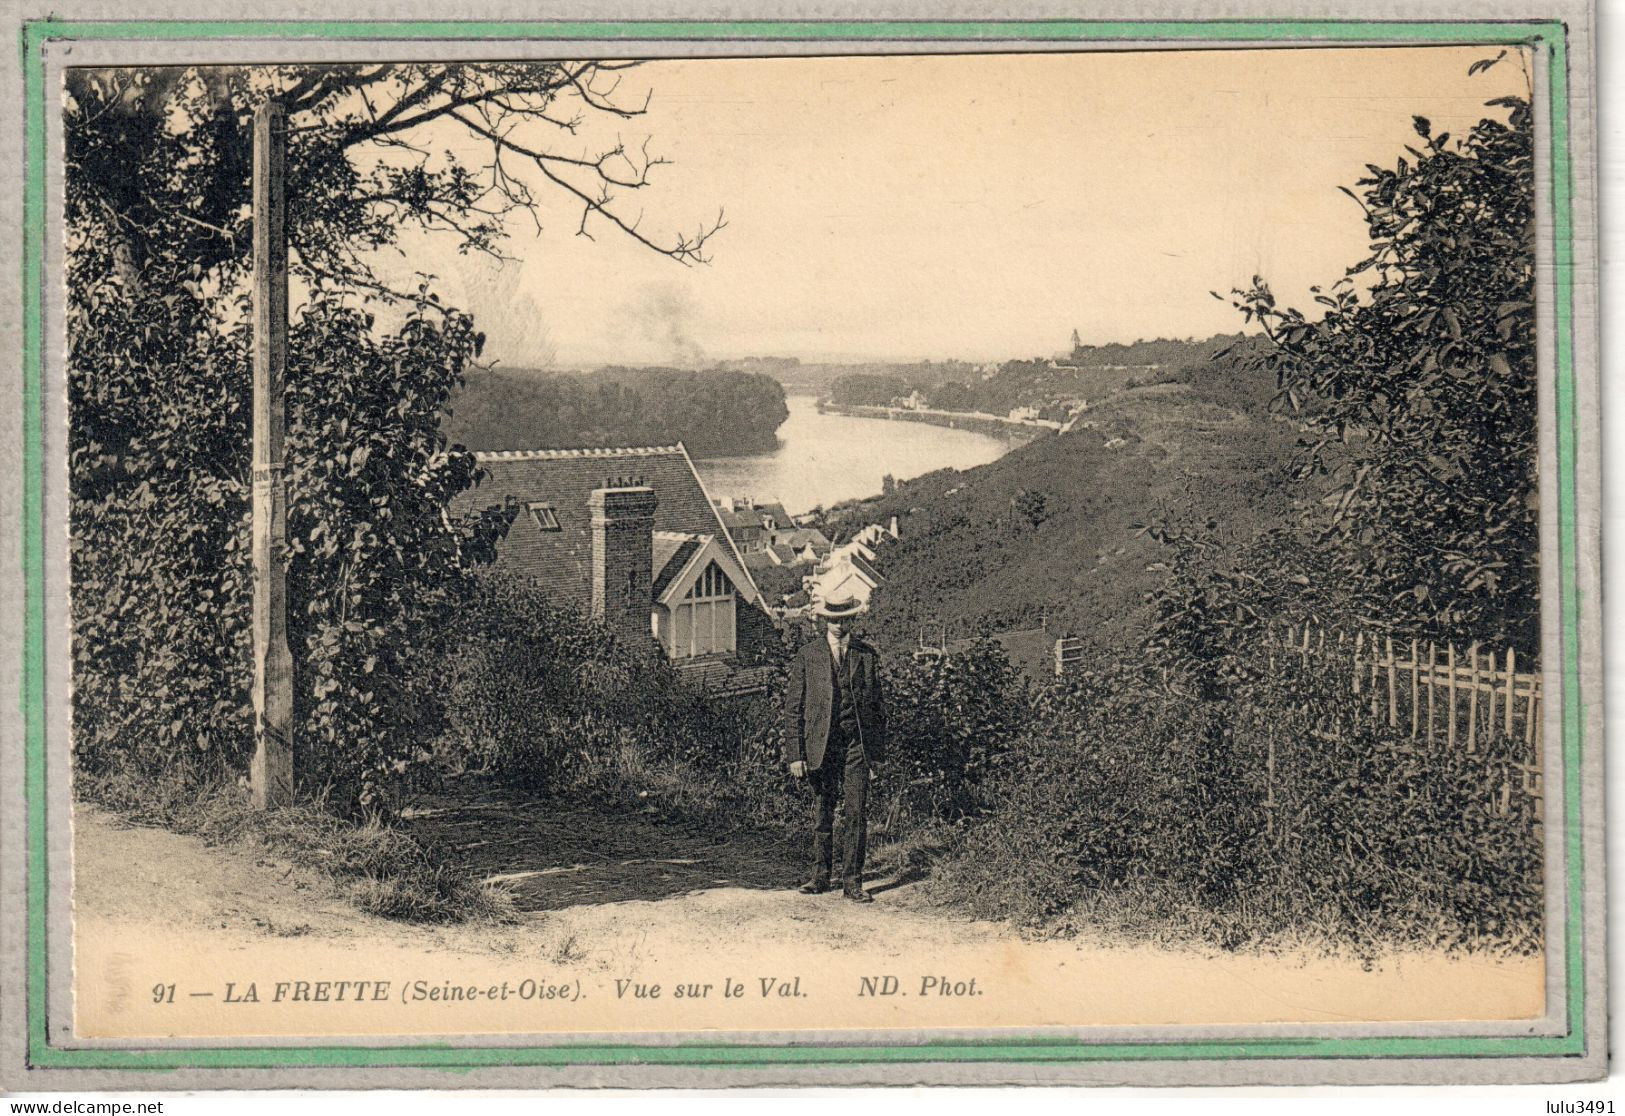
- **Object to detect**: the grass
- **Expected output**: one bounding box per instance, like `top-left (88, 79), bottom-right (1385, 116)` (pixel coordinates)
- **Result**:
top-left (79, 766), bottom-right (517, 925)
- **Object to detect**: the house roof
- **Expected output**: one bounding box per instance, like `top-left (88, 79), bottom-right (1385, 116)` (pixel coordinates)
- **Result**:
top-left (766, 543), bottom-right (798, 565)
top-left (812, 553), bottom-right (884, 597)
top-left (716, 500), bottom-right (792, 533)
top-left (652, 533), bottom-right (753, 608)
top-left (826, 553), bottom-right (884, 586)
top-left (455, 444), bottom-right (761, 608)
top-left (651, 532), bottom-right (705, 600)
top-left (777, 527), bottom-right (830, 550)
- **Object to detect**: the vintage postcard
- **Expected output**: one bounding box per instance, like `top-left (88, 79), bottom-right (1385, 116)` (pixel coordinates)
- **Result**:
top-left (0, 0), bottom-right (1606, 1091)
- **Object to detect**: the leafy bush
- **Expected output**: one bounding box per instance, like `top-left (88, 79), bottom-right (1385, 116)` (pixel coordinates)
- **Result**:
top-left (420, 576), bottom-right (801, 829)
top-left (876, 639), bottom-right (1030, 826)
top-left (1223, 89), bottom-right (1537, 649)
top-left (68, 286), bottom-right (505, 812)
top-left (930, 651), bottom-right (1543, 954)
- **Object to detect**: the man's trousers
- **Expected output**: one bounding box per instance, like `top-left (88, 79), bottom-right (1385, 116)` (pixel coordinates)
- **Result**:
top-left (810, 726), bottom-right (869, 889)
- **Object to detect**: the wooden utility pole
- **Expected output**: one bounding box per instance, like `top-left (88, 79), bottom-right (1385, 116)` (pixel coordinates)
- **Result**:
top-left (250, 100), bottom-right (294, 810)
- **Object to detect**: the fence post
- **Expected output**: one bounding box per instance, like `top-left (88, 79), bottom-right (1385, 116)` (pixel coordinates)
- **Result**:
top-left (1467, 641), bottom-right (1480, 753)
top-left (1054, 639), bottom-right (1063, 678)
top-left (1425, 642), bottom-right (1437, 744)
top-left (1352, 631), bottom-right (1362, 695)
top-left (1369, 631), bottom-right (1381, 719)
top-left (1385, 636), bottom-right (1398, 728)
top-left (1503, 647), bottom-right (1516, 739)
top-left (1409, 637), bottom-right (1420, 739)
top-left (1446, 643), bottom-right (1458, 749)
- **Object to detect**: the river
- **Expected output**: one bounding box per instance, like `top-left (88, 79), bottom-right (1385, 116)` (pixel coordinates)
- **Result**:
top-left (692, 394), bottom-right (1012, 516)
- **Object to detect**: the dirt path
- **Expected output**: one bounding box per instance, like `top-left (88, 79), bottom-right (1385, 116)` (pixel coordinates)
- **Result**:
top-left (72, 801), bottom-right (1545, 1040)
top-left (397, 791), bottom-right (824, 912)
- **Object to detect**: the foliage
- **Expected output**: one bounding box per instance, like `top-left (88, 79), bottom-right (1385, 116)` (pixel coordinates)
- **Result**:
top-left (827, 373), bottom-right (919, 407)
top-left (423, 576), bottom-right (797, 819)
top-left (1011, 489), bottom-right (1050, 529)
top-left (878, 640), bottom-right (1029, 823)
top-left (444, 365), bottom-right (789, 456)
top-left (931, 651), bottom-right (1543, 954)
top-left (822, 380), bottom-right (1297, 655)
top-left (69, 252), bottom-right (506, 807)
top-left (1223, 88), bottom-right (1537, 649)
top-left (827, 336), bottom-right (1246, 418)
top-left (67, 62), bottom-right (716, 808)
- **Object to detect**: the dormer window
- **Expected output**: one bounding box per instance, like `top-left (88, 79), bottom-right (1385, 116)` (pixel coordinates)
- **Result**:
top-left (671, 560), bottom-right (737, 658)
top-left (527, 502), bottom-right (561, 531)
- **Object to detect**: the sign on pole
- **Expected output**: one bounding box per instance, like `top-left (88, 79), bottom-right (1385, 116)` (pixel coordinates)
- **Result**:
top-left (250, 100), bottom-right (294, 810)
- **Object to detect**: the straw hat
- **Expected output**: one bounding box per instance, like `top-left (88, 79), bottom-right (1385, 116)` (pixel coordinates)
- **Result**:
top-left (812, 594), bottom-right (865, 620)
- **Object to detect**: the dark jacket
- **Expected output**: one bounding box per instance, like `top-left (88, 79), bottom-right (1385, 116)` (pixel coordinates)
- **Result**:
top-left (782, 632), bottom-right (887, 770)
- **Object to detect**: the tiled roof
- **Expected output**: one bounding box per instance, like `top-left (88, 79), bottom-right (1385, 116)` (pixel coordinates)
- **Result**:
top-left (716, 499), bottom-right (792, 531)
top-left (454, 444), bottom-right (760, 609)
top-left (778, 528), bottom-right (830, 550)
top-left (652, 532), bottom-right (705, 600)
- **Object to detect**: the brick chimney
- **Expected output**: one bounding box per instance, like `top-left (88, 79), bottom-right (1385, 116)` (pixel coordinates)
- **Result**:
top-left (589, 484), bottom-right (657, 650)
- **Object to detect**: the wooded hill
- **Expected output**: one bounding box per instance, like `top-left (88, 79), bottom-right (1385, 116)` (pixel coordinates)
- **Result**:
top-left (443, 366), bottom-right (790, 457)
top-left (826, 340), bottom-right (1296, 654)
top-left (827, 335), bottom-right (1247, 418)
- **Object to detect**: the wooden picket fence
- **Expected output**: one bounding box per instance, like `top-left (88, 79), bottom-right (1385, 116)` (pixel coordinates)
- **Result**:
top-left (1267, 623), bottom-right (1545, 820)
top-left (1266, 625), bottom-right (1543, 750)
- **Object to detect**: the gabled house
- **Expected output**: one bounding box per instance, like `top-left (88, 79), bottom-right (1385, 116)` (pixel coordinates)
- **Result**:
top-left (810, 551), bottom-right (884, 609)
top-left (457, 444), bottom-right (775, 663)
top-left (713, 496), bottom-right (794, 554)
top-left (769, 526), bottom-right (832, 561)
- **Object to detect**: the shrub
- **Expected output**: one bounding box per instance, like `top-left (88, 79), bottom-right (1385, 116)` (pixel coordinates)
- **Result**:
top-left (419, 575), bottom-right (802, 830)
top-left (877, 639), bottom-right (1030, 826)
top-left (929, 651), bottom-right (1543, 954)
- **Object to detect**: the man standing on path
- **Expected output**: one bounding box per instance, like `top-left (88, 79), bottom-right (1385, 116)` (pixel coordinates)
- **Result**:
top-left (782, 595), bottom-right (887, 903)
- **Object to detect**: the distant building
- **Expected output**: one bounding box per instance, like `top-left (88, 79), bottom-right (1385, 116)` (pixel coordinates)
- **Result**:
top-left (810, 552), bottom-right (885, 609)
top-left (457, 444), bottom-right (775, 664)
top-left (806, 517), bottom-right (898, 610)
top-left (713, 495), bottom-right (794, 554)
top-left (769, 526), bottom-right (832, 562)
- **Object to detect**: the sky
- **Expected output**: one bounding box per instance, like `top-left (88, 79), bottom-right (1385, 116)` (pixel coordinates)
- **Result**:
top-left (386, 46), bottom-right (1531, 368)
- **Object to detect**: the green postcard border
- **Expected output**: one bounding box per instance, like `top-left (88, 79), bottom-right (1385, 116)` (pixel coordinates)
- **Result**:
top-left (19, 17), bottom-right (1586, 1073)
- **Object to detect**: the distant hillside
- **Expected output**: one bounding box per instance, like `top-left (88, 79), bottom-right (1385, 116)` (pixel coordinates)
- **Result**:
top-left (443, 366), bottom-right (789, 457)
top-left (826, 343), bottom-right (1296, 655)
top-left (828, 334), bottom-right (1249, 418)
top-left (714, 357), bottom-right (982, 394)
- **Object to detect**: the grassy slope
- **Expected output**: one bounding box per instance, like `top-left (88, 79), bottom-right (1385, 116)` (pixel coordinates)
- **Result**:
top-left (829, 352), bottom-right (1300, 656)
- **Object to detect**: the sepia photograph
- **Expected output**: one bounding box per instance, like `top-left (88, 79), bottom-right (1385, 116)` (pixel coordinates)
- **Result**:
top-left (0, 5), bottom-right (1606, 1092)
